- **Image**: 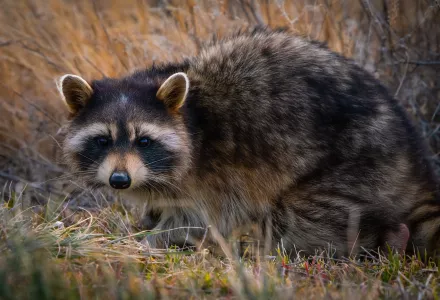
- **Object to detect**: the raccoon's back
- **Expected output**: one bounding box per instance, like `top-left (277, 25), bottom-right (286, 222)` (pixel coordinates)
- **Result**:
top-left (185, 30), bottom-right (411, 178)
top-left (185, 29), bottom-right (438, 230)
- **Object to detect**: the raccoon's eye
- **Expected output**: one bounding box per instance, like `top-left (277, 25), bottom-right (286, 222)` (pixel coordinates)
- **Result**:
top-left (95, 137), bottom-right (110, 148)
top-left (137, 137), bottom-right (151, 148)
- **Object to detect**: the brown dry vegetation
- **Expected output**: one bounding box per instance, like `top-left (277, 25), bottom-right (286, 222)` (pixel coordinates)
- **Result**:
top-left (1, 0), bottom-right (439, 199)
top-left (0, 0), bottom-right (439, 299)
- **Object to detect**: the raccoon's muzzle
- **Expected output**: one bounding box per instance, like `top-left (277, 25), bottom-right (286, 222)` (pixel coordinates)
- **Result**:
top-left (109, 171), bottom-right (131, 189)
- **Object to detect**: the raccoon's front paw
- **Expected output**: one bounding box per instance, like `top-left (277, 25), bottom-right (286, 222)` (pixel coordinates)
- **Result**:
top-left (141, 229), bottom-right (196, 250)
top-left (139, 210), bottom-right (162, 231)
top-left (140, 233), bottom-right (162, 249)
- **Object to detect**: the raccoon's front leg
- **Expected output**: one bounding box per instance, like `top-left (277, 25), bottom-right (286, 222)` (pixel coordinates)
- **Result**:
top-left (139, 209), bottom-right (162, 231)
top-left (144, 207), bottom-right (208, 249)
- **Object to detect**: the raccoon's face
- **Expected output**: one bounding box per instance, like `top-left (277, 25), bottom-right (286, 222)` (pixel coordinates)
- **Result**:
top-left (57, 72), bottom-right (192, 194)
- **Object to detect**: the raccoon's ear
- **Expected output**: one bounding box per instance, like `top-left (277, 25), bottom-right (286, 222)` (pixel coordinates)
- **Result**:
top-left (56, 74), bottom-right (93, 114)
top-left (156, 72), bottom-right (189, 112)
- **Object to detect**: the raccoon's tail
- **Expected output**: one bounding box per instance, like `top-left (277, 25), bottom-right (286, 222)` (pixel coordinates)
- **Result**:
top-left (406, 194), bottom-right (440, 259)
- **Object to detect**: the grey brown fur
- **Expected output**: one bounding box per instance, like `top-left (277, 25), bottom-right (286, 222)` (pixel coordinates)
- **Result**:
top-left (58, 28), bottom-right (440, 257)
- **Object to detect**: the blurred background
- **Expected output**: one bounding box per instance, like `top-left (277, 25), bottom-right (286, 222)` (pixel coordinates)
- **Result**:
top-left (0, 0), bottom-right (439, 207)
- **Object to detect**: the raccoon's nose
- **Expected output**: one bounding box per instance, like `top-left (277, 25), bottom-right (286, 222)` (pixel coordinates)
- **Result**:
top-left (109, 172), bottom-right (131, 189)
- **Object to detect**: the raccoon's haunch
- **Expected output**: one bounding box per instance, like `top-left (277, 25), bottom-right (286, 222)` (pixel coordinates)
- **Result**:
top-left (58, 27), bottom-right (440, 258)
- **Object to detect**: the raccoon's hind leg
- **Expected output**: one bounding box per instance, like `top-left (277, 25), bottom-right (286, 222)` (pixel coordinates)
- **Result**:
top-left (406, 197), bottom-right (440, 258)
top-left (271, 192), bottom-right (352, 257)
top-left (270, 189), bottom-right (406, 257)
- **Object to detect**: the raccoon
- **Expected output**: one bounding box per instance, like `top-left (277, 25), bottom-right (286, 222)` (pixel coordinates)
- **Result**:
top-left (57, 28), bottom-right (440, 257)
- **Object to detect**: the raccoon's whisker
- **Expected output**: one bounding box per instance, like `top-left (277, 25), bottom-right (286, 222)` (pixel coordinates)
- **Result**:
top-left (142, 179), bottom-right (172, 196)
top-left (145, 155), bottom-right (177, 166)
top-left (36, 174), bottom-right (82, 184)
top-left (60, 170), bottom-right (97, 177)
top-left (140, 181), bottom-right (162, 197)
top-left (46, 134), bottom-right (63, 150)
top-left (67, 179), bottom-right (91, 191)
top-left (34, 170), bottom-right (97, 186)
top-left (149, 167), bottom-right (175, 172)
top-left (150, 179), bottom-right (173, 192)
top-left (76, 152), bottom-right (100, 165)
top-left (150, 177), bottom-right (188, 197)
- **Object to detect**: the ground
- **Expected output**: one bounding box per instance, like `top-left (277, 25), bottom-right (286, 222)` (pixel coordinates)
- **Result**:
top-left (0, 199), bottom-right (439, 299)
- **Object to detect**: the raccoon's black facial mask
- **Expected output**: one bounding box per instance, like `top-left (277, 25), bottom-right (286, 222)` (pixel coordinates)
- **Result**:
top-left (64, 122), bottom-right (180, 190)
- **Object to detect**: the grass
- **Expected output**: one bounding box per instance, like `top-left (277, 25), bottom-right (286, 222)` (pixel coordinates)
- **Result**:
top-left (1, 193), bottom-right (439, 299)
top-left (0, 0), bottom-right (439, 298)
